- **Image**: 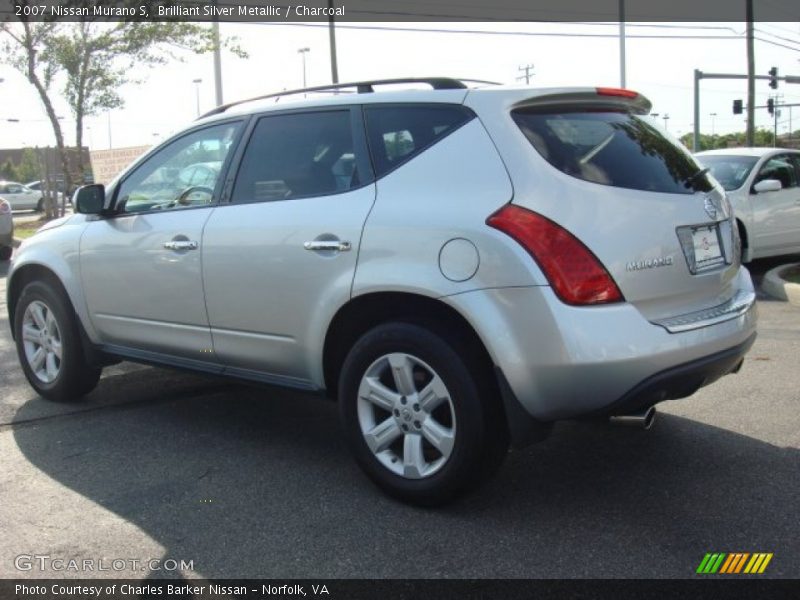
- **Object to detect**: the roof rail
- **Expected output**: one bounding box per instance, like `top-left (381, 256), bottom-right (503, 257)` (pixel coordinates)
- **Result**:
top-left (198, 77), bottom-right (500, 119)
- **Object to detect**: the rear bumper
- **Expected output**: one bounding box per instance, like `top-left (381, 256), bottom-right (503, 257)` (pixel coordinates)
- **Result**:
top-left (589, 331), bottom-right (755, 417)
top-left (442, 267), bottom-right (758, 422)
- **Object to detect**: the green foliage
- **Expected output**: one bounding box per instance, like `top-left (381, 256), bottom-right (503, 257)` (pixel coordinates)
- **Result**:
top-left (679, 128), bottom-right (780, 151)
top-left (17, 148), bottom-right (43, 182)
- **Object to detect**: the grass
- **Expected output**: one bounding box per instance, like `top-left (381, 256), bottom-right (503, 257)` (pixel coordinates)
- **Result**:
top-left (12, 218), bottom-right (50, 240)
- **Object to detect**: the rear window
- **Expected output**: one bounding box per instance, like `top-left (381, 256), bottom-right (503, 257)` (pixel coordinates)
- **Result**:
top-left (512, 109), bottom-right (712, 195)
top-left (365, 105), bottom-right (473, 178)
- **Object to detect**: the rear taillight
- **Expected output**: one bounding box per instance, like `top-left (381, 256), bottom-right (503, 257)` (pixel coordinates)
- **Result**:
top-left (487, 204), bottom-right (623, 306)
top-left (0, 200), bottom-right (10, 214)
top-left (595, 87), bottom-right (638, 99)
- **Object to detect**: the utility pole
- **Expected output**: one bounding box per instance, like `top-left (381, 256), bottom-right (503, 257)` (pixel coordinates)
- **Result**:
top-left (746, 0), bottom-right (755, 146)
top-left (212, 0), bottom-right (223, 106)
top-left (619, 0), bottom-right (626, 87)
top-left (328, 0), bottom-right (339, 83)
top-left (517, 64), bottom-right (534, 85)
top-left (298, 47), bottom-right (310, 87)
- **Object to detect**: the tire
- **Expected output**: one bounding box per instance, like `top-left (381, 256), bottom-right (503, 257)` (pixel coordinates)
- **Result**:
top-left (14, 281), bottom-right (101, 402)
top-left (339, 322), bottom-right (509, 506)
top-left (36, 197), bottom-right (44, 212)
top-left (0, 245), bottom-right (11, 261)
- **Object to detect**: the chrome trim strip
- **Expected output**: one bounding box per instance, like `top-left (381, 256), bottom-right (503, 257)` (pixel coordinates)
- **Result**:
top-left (651, 289), bottom-right (756, 333)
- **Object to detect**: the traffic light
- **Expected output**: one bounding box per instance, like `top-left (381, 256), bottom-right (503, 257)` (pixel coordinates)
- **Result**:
top-left (767, 98), bottom-right (775, 115)
top-left (733, 99), bottom-right (743, 115)
top-left (769, 67), bottom-right (779, 89)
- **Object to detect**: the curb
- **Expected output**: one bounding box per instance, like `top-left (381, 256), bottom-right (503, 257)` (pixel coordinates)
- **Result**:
top-left (762, 262), bottom-right (800, 306)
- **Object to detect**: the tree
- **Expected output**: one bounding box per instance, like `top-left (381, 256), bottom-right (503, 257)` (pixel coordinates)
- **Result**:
top-left (47, 19), bottom-right (245, 179)
top-left (1, 1), bottom-right (245, 216)
top-left (0, 19), bottom-right (66, 217)
top-left (680, 128), bottom-right (776, 151)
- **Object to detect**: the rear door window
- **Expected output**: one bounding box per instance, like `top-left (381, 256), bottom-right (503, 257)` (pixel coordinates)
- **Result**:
top-left (512, 109), bottom-right (712, 195)
top-left (364, 105), bottom-right (473, 178)
top-left (231, 110), bottom-right (362, 203)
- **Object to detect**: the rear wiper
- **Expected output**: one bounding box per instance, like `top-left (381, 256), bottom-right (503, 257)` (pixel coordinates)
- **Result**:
top-left (686, 167), bottom-right (710, 186)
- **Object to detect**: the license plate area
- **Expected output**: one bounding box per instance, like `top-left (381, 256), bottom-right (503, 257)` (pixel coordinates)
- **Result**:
top-left (677, 224), bottom-right (726, 274)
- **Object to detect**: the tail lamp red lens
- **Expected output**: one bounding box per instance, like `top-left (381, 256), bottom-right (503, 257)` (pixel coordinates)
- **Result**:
top-left (487, 204), bottom-right (623, 306)
top-left (0, 200), bottom-right (10, 214)
top-left (595, 87), bottom-right (638, 99)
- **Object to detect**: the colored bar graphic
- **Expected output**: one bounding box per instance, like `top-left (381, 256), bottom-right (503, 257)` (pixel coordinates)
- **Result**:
top-left (719, 554), bottom-right (736, 574)
top-left (697, 554), bottom-right (713, 574)
top-left (758, 554), bottom-right (773, 574)
top-left (697, 552), bottom-right (773, 574)
top-left (734, 553), bottom-right (750, 573)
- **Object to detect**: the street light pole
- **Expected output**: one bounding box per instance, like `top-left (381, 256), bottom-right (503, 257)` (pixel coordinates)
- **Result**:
top-left (298, 47), bottom-right (310, 88)
top-left (618, 0), bottom-right (626, 88)
top-left (193, 78), bottom-right (203, 117)
top-left (710, 112), bottom-right (717, 135)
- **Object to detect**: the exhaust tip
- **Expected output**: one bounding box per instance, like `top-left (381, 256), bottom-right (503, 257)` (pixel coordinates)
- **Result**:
top-left (609, 406), bottom-right (656, 430)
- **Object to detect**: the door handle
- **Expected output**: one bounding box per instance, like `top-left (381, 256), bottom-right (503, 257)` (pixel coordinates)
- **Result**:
top-left (303, 240), bottom-right (351, 252)
top-left (163, 240), bottom-right (199, 251)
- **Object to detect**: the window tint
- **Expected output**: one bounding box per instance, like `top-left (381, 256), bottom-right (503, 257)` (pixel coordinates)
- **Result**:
top-left (512, 109), bottom-right (712, 195)
top-left (365, 105), bottom-right (473, 177)
top-left (755, 156), bottom-right (798, 189)
top-left (232, 111), bottom-right (359, 204)
top-left (696, 155), bottom-right (758, 191)
top-left (116, 122), bottom-right (240, 213)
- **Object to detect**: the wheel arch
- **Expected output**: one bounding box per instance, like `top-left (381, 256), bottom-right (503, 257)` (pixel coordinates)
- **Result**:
top-left (322, 291), bottom-right (495, 401)
top-left (736, 218), bottom-right (750, 262)
top-left (8, 263), bottom-right (72, 340)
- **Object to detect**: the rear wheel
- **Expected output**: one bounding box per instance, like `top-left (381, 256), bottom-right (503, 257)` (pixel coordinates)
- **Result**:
top-left (14, 281), bottom-right (101, 402)
top-left (36, 197), bottom-right (44, 212)
top-left (339, 322), bottom-right (508, 505)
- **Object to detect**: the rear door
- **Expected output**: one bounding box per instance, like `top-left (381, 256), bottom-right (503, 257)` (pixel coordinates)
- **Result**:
top-left (750, 154), bottom-right (800, 253)
top-left (202, 107), bottom-right (375, 386)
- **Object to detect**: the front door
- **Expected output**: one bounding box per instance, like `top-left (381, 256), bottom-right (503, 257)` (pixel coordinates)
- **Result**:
top-left (750, 154), bottom-right (800, 254)
top-left (80, 121), bottom-right (243, 360)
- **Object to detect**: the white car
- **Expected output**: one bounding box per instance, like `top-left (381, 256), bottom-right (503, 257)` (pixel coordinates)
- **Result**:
top-left (696, 148), bottom-right (800, 262)
top-left (0, 181), bottom-right (43, 211)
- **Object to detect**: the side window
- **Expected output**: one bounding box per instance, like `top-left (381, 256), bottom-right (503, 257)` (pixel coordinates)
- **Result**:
top-left (755, 156), bottom-right (798, 190)
top-left (231, 110), bottom-right (358, 204)
top-left (116, 122), bottom-right (241, 213)
top-left (364, 105), bottom-right (473, 178)
top-left (7, 184), bottom-right (23, 194)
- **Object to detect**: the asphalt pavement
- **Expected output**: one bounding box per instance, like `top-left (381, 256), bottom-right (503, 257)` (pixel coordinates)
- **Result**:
top-left (0, 256), bottom-right (798, 580)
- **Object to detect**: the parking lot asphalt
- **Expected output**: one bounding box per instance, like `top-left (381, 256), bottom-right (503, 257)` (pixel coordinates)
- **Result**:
top-left (0, 255), bottom-right (798, 580)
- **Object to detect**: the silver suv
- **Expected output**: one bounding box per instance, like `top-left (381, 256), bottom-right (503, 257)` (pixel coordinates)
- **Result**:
top-left (8, 78), bottom-right (757, 504)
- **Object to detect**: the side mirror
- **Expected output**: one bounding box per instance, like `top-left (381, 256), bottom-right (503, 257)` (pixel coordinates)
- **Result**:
top-left (753, 179), bottom-right (782, 194)
top-left (74, 184), bottom-right (106, 214)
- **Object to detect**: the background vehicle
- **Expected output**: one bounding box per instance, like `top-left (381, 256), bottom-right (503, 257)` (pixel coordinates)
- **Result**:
top-left (0, 181), bottom-right (43, 211)
top-left (0, 198), bottom-right (13, 260)
top-left (7, 79), bottom-right (756, 504)
top-left (696, 148), bottom-right (800, 262)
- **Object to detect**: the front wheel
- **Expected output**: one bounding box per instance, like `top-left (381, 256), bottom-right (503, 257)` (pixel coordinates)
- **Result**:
top-left (14, 281), bottom-right (101, 402)
top-left (339, 322), bottom-right (508, 505)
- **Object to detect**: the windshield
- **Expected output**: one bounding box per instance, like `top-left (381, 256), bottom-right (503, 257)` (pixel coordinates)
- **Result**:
top-left (695, 155), bottom-right (759, 191)
top-left (512, 109), bottom-right (713, 195)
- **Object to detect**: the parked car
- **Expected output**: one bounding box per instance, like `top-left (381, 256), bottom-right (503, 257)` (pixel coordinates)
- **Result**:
top-left (26, 180), bottom-right (73, 207)
top-left (695, 147), bottom-right (800, 262)
top-left (7, 79), bottom-right (757, 504)
top-left (0, 198), bottom-right (13, 260)
top-left (0, 181), bottom-right (43, 211)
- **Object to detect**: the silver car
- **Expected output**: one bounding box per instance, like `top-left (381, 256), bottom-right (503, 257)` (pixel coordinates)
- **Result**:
top-left (696, 148), bottom-right (800, 262)
top-left (0, 181), bottom-right (43, 211)
top-left (0, 198), bottom-right (13, 260)
top-left (7, 79), bottom-right (757, 504)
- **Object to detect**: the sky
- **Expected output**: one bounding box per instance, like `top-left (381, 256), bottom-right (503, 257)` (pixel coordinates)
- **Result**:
top-left (1, 20), bottom-right (799, 152)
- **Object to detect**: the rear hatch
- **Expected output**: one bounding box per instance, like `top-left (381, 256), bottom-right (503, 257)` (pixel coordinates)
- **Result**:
top-left (501, 89), bottom-right (739, 322)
